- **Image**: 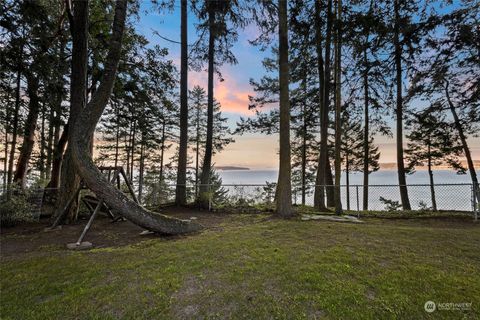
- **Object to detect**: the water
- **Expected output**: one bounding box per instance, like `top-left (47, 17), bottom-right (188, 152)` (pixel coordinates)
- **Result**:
top-left (217, 169), bottom-right (476, 212)
top-left (218, 169), bottom-right (472, 185)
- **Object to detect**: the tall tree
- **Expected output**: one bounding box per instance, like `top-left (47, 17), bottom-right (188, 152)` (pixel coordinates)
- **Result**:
top-left (333, 0), bottom-right (343, 214)
top-left (200, 2), bottom-right (216, 206)
top-left (69, 0), bottom-right (200, 234)
top-left (276, 0), bottom-right (292, 216)
top-left (11, 1), bottom-right (59, 187)
top-left (392, 0), bottom-right (411, 210)
top-left (408, 1), bottom-right (479, 200)
top-left (188, 85), bottom-right (233, 198)
top-left (192, 0), bottom-right (244, 207)
top-left (314, 0), bottom-right (334, 210)
top-left (406, 112), bottom-right (464, 211)
top-left (175, 0), bottom-right (188, 205)
top-left (54, 0), bottom-right (89, 222)
top-left (346, 0), bottom-right (390, 210)
top-left (341, 110), bottom-right (380, 211)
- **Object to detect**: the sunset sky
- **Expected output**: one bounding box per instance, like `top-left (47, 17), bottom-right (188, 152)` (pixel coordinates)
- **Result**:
top-left (135, 2), bottom-right (480, 170)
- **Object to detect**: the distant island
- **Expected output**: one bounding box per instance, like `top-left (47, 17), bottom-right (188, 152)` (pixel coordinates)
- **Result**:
top-left (216, 166), bottom-right (250, 171)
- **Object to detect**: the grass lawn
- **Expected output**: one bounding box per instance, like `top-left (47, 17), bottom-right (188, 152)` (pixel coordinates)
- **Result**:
top-left (1, 213), bottom-right (479, 319)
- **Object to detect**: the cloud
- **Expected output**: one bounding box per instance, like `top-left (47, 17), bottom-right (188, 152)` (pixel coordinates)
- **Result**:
top-left (215, 84), bottom-right (253, 115)
top-left (188, 68), bottom-right (255, 116)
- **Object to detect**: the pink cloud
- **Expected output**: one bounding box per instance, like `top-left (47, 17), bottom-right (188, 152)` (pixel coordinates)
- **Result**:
top-left (188, 69), bottom-right (255, 116)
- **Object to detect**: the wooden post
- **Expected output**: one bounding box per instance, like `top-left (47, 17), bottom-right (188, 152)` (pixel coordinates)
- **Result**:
top-left (50, 185), bottom-right (82, 228)
top-left (120, 167), bottom-right (140, 204)
top-left (75, 199), bottom-right (103, 245)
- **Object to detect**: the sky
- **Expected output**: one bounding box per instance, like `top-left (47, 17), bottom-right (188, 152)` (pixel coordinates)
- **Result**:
top-left (134, 1), bottom-right (479, 170)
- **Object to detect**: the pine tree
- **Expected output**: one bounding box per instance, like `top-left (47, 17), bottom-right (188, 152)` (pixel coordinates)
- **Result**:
top-left (188, 85), bottom-right (234, 199)
top-left (406, 111), bottom-right (464, 211)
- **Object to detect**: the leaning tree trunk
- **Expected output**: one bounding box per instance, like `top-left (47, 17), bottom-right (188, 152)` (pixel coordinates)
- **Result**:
top-left (54, 0), bottom-right (89, 222)
top-left (175, 0), bottom-right (188, 206)
top-left (199, 4), bottom-right (215, 208)
top-left (393, 0), bottom-right (411, 210)
top-left (70, 0), bottom-right (201, 234)
top-left (13, 73), bottom-right (41, 188)
top-left (276, 0), bottom-right (292, 217)
top-left (445, 81), bottom-right (479, 201)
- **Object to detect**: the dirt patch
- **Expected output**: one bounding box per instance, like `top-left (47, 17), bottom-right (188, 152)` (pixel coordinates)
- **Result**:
top-left (0, 207), bottom-right (237, 257)
top-left (170, 273), bottom-right (240, 319)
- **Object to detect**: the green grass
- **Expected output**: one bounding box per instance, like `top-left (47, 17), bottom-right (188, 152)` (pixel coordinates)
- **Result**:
top-left (1, 215), bottom-right (479, 319)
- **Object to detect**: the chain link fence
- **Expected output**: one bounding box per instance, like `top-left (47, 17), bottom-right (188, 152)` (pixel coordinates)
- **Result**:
top-left (2, 183), bottom-right (478, 221)
top-left (170, 183), bottom-right (478, 217)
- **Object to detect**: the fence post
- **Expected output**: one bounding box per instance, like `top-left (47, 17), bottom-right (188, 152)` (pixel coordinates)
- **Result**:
top-left (474, 184), bottom-right (478, 222)
top-left (356, 185), bottom-right (360, 217)
top-left (208, 184), bottom-right (212, 212)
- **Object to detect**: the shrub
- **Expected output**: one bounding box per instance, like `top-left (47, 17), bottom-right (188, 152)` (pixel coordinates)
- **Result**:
top-left (0, 189), bottom-right (35, 228)
top-left (379, 197), bottom-right (402, 212)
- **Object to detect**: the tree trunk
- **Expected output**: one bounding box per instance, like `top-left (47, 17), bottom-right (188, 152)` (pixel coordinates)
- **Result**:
top-left (125, 131), bottom-right (130, 178)
top-left (314, 0), bottom-right (332, 211)
top-left (70, 0), bottom-right (200, 234)
top-left (393, 0), bottom-right (411, 210)
top-left (13, 73), bottom-right (40, 188)
top-left (39, 102), bottom-right (47, 180)
top-left (159, 120), bottom-right (166, 183)
top-left (129, 119), bottom-right (136, 183)
top-left (138, 138), bottom-right (145, 204)
top-left (45, 101), bottom-right (55, 180)
top-left (445, 81), bottom-right (479, 200)
top-left (427, 144), bottom-right (437, 211)
top-left (3, 92), bottom-right (9, 192)
top-left (199, 4), bottom-right (215, 208)
top-left (175, 0), bottom-right (188, 205)
top-left (47, 39), bottom-right (67, 182)
top-left (301, 74), bottom-right (307, 206)
top-left (326, 159), bottom-right (335, 206)
top-left (333, 0), bottom-right (343, 215)
top-left (46, 125), bottom-right (68, 188)
top-left (7, 57), bottom-right (22, 187)
top-left (195, 105), bottom-right (200, 198)
top-left (346, 153), bottom-right (350, 211)
top-left (114, 103), bottom-right (120, 169)
top-left (54, 0), bottom-right (89, 222)
top-left (362, 46), bottom-right (370, 210)
top-left (276, 0), bottom-right (292, 217)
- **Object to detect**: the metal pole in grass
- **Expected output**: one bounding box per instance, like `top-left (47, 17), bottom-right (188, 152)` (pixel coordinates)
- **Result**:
top-left (356, 185), bottom-right (360, 218)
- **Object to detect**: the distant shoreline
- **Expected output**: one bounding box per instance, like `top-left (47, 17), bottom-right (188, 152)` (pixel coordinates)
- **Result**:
top-left (216, 166), bottom-right (250, 171)
top-left (379, 161), bottom-right (480, 171)
top-left (215, 161), bottom-right (479, 172)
